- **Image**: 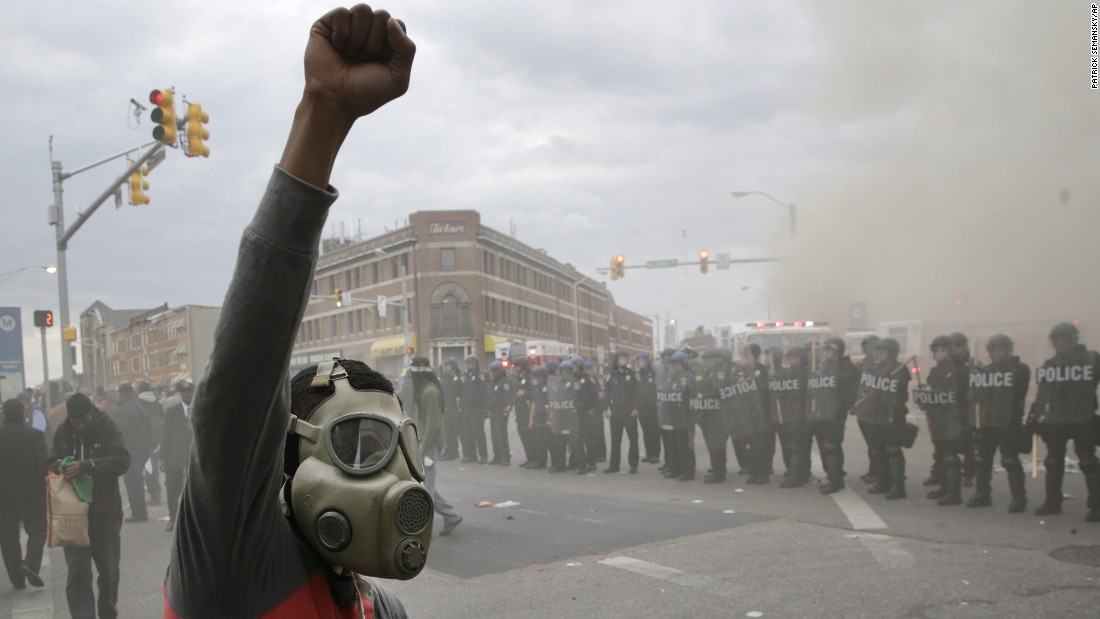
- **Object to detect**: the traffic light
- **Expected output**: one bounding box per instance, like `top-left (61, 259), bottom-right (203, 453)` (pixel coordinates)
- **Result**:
top-left (33, 310), bottom-right (54, 328)
top-left (610, 254), bottom-right (625, 280)
top-left (699, 249), bottom-right (709, 274)
top-left (334, 287), bottom-right (343, 307)
top-left (150, 88), bottom-right (177, 146)
top-left (128, 161), bottom-right (150, 205)
top-left (185, 103), bottom-right (210, 157)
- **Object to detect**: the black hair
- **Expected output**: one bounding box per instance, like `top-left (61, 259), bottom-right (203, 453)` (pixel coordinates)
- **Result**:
top-left (285, 359), bottom-right (394, 477)
top-left (3, 399), bottom-right (25, 422)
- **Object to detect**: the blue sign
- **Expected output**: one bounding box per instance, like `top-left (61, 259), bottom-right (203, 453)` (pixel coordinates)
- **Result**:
top-left (0, 307), bottom-right (25, 401)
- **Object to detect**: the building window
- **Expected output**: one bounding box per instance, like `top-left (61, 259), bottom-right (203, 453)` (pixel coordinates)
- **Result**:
top-left (372, 261), bottom-right (380, 283)
top-left (441, 248), bottom-right (456, 272)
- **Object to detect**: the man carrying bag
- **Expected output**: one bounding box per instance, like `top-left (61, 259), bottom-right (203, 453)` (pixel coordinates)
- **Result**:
top-left (51, 393), bottom-right (130, 619)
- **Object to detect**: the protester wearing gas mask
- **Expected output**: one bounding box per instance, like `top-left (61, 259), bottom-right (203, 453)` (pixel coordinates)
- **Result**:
top-left (163, 6), bottom-right (419, 618)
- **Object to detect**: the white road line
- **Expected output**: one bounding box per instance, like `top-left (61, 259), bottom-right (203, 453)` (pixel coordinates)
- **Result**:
top-left (846, 533), bottom-right (914, 570)
top-left (810, 444), bottom-right (888, 530)
top-left (598, 556), bottom-right (712, 588)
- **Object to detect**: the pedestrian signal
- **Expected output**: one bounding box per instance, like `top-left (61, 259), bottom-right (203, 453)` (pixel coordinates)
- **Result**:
top-left (33, 310), bottom-right (54, 328)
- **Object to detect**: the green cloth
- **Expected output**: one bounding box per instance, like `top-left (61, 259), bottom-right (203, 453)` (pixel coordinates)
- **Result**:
top-left (61, 455), bottom-right (94, 503)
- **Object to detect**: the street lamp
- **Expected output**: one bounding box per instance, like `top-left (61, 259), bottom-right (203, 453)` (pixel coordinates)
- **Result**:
top-left (0, 264), bottom-right (57, 285)
top-left (741, 285), bottom-right (773, 321)
top-left (731, 190), bottom-right (796, 239)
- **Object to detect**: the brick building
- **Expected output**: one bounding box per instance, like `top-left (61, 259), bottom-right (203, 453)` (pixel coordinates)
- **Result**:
top-left (106, 303), bottom-right (221, 388)
top-left (292, 210), bottom-right (653, 379)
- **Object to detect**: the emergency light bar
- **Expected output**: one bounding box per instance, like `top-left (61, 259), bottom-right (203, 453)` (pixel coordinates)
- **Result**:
top-left (746, 321), bottom-right (829, 328)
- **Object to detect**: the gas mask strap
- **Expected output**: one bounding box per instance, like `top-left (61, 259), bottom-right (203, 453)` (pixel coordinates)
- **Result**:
top-left (311, 360), bottom-right (339, 389)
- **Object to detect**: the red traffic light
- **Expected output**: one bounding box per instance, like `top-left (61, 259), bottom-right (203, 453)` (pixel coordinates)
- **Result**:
top-left (615, 254), bottom-right (625, 265)
top-left (150, 90), bottom-right (164, 106)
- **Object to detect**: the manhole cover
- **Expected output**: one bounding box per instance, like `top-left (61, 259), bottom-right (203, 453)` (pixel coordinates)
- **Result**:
top-left (1049, 545), bottom-right (1100, 567)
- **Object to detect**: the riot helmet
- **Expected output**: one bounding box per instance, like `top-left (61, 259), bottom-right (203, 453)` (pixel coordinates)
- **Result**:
top-left (860, 334), bottom-right (880, 353)
top-left (930, 335), bottom-right (953, 352)
top-left (986, 334), bottom-right (1014, 351)
top-left (823, 337), bottom-right (845, 356)
top-left (875, 338), bottom-right (900, 359)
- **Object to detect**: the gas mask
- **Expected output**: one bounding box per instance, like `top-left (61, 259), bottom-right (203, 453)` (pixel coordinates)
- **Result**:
top-left (284, 360), bottom-right (433, 579)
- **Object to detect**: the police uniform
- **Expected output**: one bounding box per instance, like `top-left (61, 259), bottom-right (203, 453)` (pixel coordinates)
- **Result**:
top-left (855, 340), bottom-right (911, 499)
top-left (717, 361), bottom-right (772, 484)
top-left (698, 350), bottom-right (730, 483)
top-left (487, 364), bottom-right (512, 465)
top-left (605, 355), bottom-right (640, 473)
top-left (807, 341), bottom-right (859, 494)
top-left (635, 354), bottom-right (661, 463)
top-left (527, 368), bottom-right (552, 469)
top-left (440, 363), bottom-right (463, 461)
top-left (967, 342), bottom-right (1030, 511)
top-left (511, 364), bottom-right (539, 468)
top-left (916, 355), bottom-right (966, 506)
top-left (658, 355), bottom-right (693, 480)
top-left (547, 368), bottom-right (583, 473)
top-left (1031, 329), bottom-right (1100, 521)
top-left (770, 359), bottom-right (810, 487)
top-left (576, 364), bottom-right (602, 471)
top-left (459, 359), bottom-right (488, 463)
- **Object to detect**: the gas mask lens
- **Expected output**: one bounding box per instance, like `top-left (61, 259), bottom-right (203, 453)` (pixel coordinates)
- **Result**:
top-left (321, 414), bottom-right (423, 480)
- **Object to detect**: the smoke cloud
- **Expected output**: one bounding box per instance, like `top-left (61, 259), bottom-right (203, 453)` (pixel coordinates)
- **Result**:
top-left (769, 2), bottom-right (1100, 348)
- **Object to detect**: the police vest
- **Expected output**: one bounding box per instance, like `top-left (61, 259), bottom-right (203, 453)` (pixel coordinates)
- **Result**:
top-left (1034, 347), bottom-right (1100, 424)
top-left (717, 366), bottom-right (770, 438)
top-left (968, 358), bottom-right (1028, 428)
top-left (806, 361), bottom-right (841, 423)
top-left (547, 376), bottom-right (578, 435)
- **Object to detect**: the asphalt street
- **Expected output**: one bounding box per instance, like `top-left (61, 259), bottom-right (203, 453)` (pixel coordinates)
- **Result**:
top-left (2, 414), bottom-right (1098, 618)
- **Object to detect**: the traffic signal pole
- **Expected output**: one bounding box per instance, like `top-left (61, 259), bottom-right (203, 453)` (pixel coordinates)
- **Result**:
top-left (40, 326), bottom-right (51, 410)
top-left (49, 139), bottom-right (165, 387)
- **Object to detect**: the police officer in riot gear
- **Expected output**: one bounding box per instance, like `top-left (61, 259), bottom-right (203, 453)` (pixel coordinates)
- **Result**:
top-left (511, 357), bottom-right (539, 468)
top-left (605, 350), bottom-right (640, 474)
top-left (440, 358), bottom-right (463, 461)
top-left (771, 347), bottom-right (810, 488)
top-left (1031, 322), bottom-right (1100, 521)
top-left (916, 336), bottom-right (966, 506)
top-left (459, 355), bottom-right (488, 464)
top-left (856, 338), bottom-right (911, 500)
top-left (656, 348), bottom-right (679, 475)
top-left (658, 351), bottom-right (694, 480)
top-left (949, 332), bottom-right (976, 487)
top-left (526, 365), bottom-right (552, 469)
top-left (487, 361), bottom-right (511, 466)
top-left (857, 335), bottom-right (881, 484)
top-left (575, 361), bottom-right (601, 473)
top-left (698, 349), bottom-right (730, 483)
top-left (968, 334), bottom-right (1030, 512)
top-left (808, 338), bottom-right (859, 494)
top-left (635, 352), bottom-right (661, 464)
top-left (547, 361), bottom-right (579, 473)
top-left (718, 345), bottom-right (773, 484)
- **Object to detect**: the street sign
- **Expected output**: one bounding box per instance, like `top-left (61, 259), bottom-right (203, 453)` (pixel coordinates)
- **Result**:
top-left (0, 308), bottom-right (25, 401)
top-left (377, 295), bottom-right (387, 319)
top-left (716, 252), bottom-right (731, 270)
top-left (645, 259), bottom-right (679, 269)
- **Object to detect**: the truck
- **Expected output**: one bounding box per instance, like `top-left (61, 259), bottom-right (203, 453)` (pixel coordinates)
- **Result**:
top-left (715, 321), bottom-right (834, 361)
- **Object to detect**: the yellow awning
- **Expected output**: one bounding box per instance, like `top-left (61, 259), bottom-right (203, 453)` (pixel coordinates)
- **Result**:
top-left (484, 333), bottom-right (503, 353)
top-left (370, 335), bottom-right (416, 358)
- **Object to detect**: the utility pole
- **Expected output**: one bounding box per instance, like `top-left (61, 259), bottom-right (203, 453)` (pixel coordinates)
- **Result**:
top-left (49, 139), bottom-right (165, 387)
top-left (40, 327), bottom-right (50, 410)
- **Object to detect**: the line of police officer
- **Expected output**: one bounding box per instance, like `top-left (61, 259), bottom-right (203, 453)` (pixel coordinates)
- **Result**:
top-left (430, 321), bottom-right (1100, 523)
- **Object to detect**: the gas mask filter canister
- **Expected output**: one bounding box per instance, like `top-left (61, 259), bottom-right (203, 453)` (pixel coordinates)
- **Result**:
top-left (285, 360), bottom-right (433, 579)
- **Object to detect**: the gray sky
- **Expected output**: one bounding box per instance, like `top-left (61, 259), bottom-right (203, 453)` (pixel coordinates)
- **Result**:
top-left (2, 0), bottom-right (1096, 387)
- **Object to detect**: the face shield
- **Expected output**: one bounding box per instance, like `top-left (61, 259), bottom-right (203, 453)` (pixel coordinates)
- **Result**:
top-left (285, 360), bottom-right (433, 580)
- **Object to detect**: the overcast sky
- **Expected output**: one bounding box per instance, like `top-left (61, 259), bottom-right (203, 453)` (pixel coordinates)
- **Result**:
top-left (2, 1), bottom-right (1097, 388)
